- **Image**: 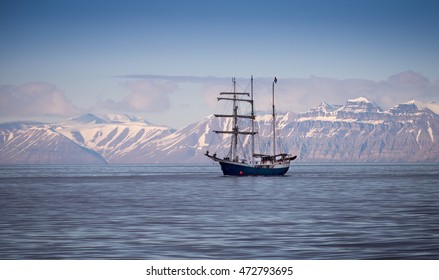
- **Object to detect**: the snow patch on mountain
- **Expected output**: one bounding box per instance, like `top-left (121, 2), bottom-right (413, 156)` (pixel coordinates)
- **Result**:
top-left (99, 113), bottom-right (152, 124)
top-left (405, 100), bottom-right (439, 114)
top-left (54, 114), bottom-right (174, 163)
top-left (0, 126), bottom-right (107, 164)
top-left (69, 113), bottom-right (107, 124)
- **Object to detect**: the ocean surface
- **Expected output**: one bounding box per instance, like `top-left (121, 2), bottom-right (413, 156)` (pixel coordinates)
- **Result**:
top-left (1, 163), bottom-right (438, 259)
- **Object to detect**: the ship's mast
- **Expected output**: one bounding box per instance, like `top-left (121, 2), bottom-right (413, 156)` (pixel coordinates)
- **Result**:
top-left (272, 77), bottom-right (277, 158)
top-left (251, 76), bottom-right (255, 165)
top-left (213, 77), bottom-right (256, 163)
top-left (232, 78), bottom-right (238, 162)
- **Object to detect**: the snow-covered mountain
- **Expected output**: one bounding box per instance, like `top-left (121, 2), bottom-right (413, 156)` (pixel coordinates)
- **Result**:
top-left (289, 98), bottom-right (439, 162)
top-left (52, 113), bottom-right (175, 163)
top-left (0, 114), bottom-right (173, 164)
top-left (1, 99), bottom-right (438, 164)
top-left (149, 97), bottom-right (438, 163)
top-left (0, 123), bottom-right (106, 164)
top-left (150, 97), bottom-right (438, 163)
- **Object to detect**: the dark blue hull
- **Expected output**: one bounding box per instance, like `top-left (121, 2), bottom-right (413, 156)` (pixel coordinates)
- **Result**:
top-left (219, 161), bottom-right (289, 176)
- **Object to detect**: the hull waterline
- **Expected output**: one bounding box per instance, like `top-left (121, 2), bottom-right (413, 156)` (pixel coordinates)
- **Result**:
top-left (219, 161), bottom-right (290, 176)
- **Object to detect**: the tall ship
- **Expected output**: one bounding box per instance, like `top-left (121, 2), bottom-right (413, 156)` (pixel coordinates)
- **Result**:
top-left (205, 76), bottom-right (297, 176)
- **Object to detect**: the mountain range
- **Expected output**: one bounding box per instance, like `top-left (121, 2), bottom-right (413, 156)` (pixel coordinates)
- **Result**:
top-left (1, 97), bottom-right (438, 164)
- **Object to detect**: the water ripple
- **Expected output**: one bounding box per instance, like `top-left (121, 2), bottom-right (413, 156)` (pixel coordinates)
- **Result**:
top-left (1, 164), bottom-right (439, 259)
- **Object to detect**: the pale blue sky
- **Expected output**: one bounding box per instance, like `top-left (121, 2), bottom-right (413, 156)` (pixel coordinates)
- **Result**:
top-left (1, 0), bottom-right (439, 128)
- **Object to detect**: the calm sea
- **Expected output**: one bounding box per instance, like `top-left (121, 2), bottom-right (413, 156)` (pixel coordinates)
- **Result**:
top-left (1, 163), bottom-right (438, 259)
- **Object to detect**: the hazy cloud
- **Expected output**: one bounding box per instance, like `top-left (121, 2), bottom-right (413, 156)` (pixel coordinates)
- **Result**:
top-left (2, 72), bottom-right (437, 127)
top-left (99, 79), bottom-right (178, 113)
top-left (114, 71), bottom-right (439, 116)
top-left (0, 82), bottom-right (81, 119)
top-left (253, 71), bottom-right (439, 113)
top-left (117, 74), bottom-right (230, 109)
